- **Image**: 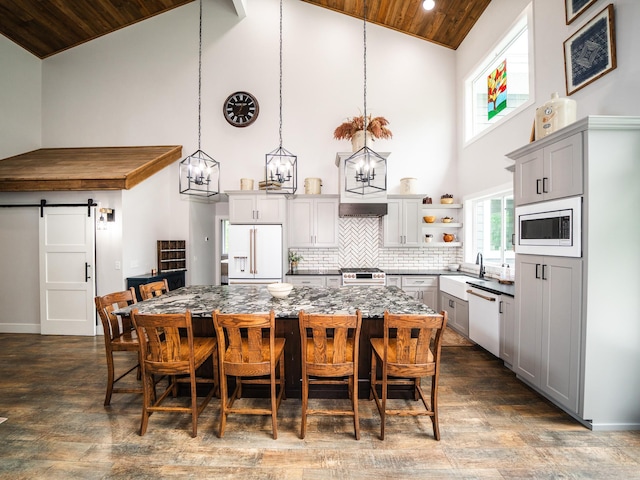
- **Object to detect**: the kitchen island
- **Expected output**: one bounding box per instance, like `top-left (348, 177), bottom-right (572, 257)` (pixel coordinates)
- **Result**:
top-left (116, 284), bottom-right (440, 398)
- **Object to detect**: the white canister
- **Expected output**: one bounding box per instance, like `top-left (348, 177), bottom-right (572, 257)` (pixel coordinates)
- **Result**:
top-left (535, 92), bottom-right (577, 139)
top-left (400, 177), bottom-right (418, 194)
top-left (240, 178), bottom-right (254, 190)
top-left (304, 178), bottom-right (322, 194)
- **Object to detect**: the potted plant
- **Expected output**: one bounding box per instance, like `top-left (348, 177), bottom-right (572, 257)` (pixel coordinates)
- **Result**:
top-left (334, 114), bottom-right (392, 151)
top-left (288, 250), bottom-right (303, 272)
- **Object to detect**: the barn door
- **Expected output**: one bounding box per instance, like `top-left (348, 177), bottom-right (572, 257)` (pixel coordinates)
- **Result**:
top-left (39, 207), bottom-right (96, 335)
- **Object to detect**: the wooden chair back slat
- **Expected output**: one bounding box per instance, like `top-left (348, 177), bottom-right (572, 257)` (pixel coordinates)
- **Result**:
top-left (139, 279), bottom-right (169, 300)
top-left (95, 288), bottom-right (137, 341)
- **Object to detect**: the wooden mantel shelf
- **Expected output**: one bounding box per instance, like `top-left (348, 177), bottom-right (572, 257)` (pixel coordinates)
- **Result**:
top-left (0, 145), bottom-right (182, 191)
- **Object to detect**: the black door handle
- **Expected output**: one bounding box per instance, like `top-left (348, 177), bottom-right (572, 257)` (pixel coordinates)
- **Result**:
top-left (85, 262), bottom-right (91, 282)
top-left (535, 264), bottom-right (541, 279)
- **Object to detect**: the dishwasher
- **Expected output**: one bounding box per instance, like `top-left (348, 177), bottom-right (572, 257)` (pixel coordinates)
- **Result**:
top-left (467, 286), bottom-right (501, 357)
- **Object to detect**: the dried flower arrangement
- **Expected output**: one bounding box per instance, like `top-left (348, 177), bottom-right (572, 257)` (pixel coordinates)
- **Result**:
top-left (333, 115), bottom-right (393, 141)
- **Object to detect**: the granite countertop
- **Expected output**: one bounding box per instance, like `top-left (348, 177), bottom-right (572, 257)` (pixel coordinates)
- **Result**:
top-left (115, 285), bottom-right (438, 318)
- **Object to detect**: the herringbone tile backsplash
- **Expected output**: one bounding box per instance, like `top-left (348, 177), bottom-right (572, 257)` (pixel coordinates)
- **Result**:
top-left (289, 217), bottom-right (462, 271)
top-left (339, 217), bottom-right (379, 268)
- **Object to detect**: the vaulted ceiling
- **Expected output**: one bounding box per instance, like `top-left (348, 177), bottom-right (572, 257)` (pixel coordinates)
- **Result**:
top-left (0, 0), bottom-right (490, 59)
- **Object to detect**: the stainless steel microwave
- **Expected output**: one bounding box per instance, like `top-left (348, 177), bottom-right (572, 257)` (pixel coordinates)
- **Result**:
top-left (515, 196), bottom-right (582, 257)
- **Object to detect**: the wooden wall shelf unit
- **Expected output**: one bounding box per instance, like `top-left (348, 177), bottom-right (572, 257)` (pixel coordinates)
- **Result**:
top-left (157, 240), bottom-right (186, 273)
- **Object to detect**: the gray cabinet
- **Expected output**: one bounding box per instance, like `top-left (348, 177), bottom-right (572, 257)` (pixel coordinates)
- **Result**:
top-left (508, 116), bottom-right (640, 429)
top-left (515, 255), bottom-right (582, 414)
top-left (228, 192), bottom-right (286, 224)
top-left (499, 295), bottom-right (515, 368)
top-left (287, 196), bottom-right (339, 247)
top-left (514, 132), bottom-right (582, 206)
top-left (439, 291), bottom-right (469, 337)
top-left (402, 276), bottom-right (438, 308)
top-left (285, 275), bottom-right (341, 287)
top-left (383, 197), bottom-right (421, 247)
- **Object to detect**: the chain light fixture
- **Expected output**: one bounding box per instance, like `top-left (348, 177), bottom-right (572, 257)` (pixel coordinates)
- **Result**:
top-left (265, 0), bottom-right (297, 194)
top-left (180, 0), bottom-right (220, 197)
top-left (344, 0), bottom-right (387, 196)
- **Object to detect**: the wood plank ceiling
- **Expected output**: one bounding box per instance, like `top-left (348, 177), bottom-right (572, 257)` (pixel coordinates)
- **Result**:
top-left (0, 0), bottom-right (490, 59)
top-left (0, 0), bottom-right (195, 59)
top-left (302, 0), bottom-right (491, 50)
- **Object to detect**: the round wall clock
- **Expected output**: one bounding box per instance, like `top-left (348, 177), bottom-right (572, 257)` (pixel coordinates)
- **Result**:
top-left (223, 91), bottom-right (259, 127)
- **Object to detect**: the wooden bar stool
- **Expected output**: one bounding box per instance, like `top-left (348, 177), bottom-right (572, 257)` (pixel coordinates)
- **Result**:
top-left (213, 310), bottom-right (286, 439)
top-left (370, 310), bottom-right (448, 440)
top-left (139, 278), bottom-right (169, 300)
top-left (94, 288), bottom-right (142, 406)
top-left (130, 309), bottom-right (218, 438)
top-left (298, 310), bottom-right (362, 440)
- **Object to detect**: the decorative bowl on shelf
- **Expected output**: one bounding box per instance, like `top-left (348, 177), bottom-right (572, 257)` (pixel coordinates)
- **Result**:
top-left (440, 194), bottom-right (454, 204)
top-left (423, 215), bottom-right (436, 223)
top-left (442, 217), bottom-right (454, 223)
top-left (267, 282), bottom-right (293, 298)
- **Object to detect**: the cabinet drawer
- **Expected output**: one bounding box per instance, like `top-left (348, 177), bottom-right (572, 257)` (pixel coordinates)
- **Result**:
top-left (402, 276), bottom-right (437, 288)
top-left (286, 276), bottom-right (325, 286)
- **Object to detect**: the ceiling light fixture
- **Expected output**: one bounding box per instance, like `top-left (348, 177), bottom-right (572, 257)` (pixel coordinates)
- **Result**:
top-left (179, 0), bottom-right (220, 197)
top-left (423, 0), bottom-right (436, 11)
top-left (265, 0), bottom-right (297, 195)
top-left (344, 0), bottom-right (387, 196)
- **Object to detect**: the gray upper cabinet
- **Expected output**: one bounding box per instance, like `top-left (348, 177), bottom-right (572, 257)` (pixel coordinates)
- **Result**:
top-left (383, 197), bottom-right (422, 247)
top-left (228, 192), bottom-right (286, 224)
top-left (287, 195), bottom-right (339, 248)
top-left (514, 132), bottom-right (583, 206)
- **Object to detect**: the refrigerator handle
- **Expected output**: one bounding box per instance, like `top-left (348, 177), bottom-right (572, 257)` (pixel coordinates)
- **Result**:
top-left (253, 228), bottom-right (258, 275)
top-left (249, 229), bottom-right (254, 274)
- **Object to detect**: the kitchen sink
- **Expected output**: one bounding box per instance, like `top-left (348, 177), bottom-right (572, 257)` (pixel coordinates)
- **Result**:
top-left (439, 275), bottom-right (479, 301)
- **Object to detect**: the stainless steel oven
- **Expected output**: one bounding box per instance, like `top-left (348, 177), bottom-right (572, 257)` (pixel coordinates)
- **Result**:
top-left (341, 268), bottom-right (386, 286)
top-left (515, 196), bottom-right (582, 257)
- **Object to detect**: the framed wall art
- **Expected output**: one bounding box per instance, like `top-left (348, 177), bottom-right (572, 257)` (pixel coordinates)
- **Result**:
top-left (565, 0), bottom-right (598, 25)
top-left (563, 4), bottom-right (616, 96)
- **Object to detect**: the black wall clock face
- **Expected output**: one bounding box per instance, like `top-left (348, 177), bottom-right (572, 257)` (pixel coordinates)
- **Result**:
top-left (223, 91), bottom-right (259, 127)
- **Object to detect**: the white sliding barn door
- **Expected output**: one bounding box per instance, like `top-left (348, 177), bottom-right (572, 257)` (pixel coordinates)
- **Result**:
top-left (39, 207), bottom-right (96, 335)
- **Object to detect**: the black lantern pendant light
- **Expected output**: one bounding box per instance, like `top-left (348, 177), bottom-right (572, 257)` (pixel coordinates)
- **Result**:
top-left (265, 0), bottom-right (297, 194)
top-left (344, 0), bottom-right (387, 195)
top-left (180, 0), bottom-right (220, 197)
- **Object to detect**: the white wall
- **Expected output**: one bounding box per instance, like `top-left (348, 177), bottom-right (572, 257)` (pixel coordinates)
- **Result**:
top-left (456, 0), bottom-right (640, 198)
top-left (0, 36), bottom-right (41, 159)
top-left (39, 0), bottom-right (457, 196)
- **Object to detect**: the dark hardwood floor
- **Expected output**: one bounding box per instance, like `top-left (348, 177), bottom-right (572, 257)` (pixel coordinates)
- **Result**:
top-left (1, 333), bottom-right (639, 479)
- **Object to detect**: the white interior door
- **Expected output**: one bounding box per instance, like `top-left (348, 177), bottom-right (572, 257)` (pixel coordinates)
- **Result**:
top-left (39, 207), bottom-right (96, 335)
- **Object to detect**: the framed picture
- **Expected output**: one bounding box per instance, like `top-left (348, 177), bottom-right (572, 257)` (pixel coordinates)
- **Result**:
top-left (565, 0), bottom-right (598, 25)
top-left (563, 4), bottom-right (616, 96)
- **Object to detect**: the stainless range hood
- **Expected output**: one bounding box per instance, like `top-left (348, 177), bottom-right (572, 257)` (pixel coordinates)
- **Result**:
top-left (335, 152), bottom-right (389, 218)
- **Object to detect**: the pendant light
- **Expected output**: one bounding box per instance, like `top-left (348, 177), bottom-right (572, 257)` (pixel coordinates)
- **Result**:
top-left (265, 0), bottom-right (297, 195)
top-left (180, 0), bottom-right (220, 197)
top-left (344, 0), bottom-right (387, 196)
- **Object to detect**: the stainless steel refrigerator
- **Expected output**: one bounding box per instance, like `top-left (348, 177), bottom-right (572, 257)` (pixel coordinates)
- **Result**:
top-left (228, 224), bottom-right (283, 284)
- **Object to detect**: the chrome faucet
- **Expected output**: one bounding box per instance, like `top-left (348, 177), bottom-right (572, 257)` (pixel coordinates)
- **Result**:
top-left (476, 252), bottom-right (485, 279)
